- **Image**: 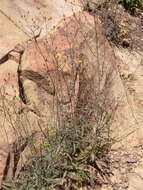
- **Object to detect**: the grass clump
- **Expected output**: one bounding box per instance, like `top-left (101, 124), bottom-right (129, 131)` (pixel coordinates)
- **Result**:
top-left (13, 50), bottom-right (116, 189)
top-left (15, 119), bottom-right (110, 190)
top-left (14, 69), bottom-right (113, 189)
top-left (119, 0), bottom-right (143, 10)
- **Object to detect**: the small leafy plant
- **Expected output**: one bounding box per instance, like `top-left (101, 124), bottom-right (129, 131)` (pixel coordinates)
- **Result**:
top-left (119, 0), bottom-right (143, 10)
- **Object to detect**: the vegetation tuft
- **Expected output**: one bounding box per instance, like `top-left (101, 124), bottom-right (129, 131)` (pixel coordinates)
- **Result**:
top-left (14, 71), bottom-right (114, 189)
top-left (119, 0), bottom-right (143, 11)
top-left (15, 122), bottom-right (110, 190)
top-left (12, 62), bottom-right (116, 190)
top-left (82, 0), bottom-right (142, 49)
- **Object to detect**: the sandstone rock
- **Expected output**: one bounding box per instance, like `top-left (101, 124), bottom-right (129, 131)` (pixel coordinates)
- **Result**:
top-left (111, 49), bottom-right (143, 149)
top-left (0, 0), bottom-right (81, 38)
top-left (0, 1), bottom-right (81, 183)
top-left (0, 1), bottom-right (142, 189)
top-left (102, 32), bottom-right (143, 190)
top-left (20, 10), bottom-right (117, 100)
top-left (0, 10), bottom-right (118, 185)
top-left (14, 11), bottom-right (119, 187)
top-left (0, 11), bottom-right (28, 61)
top-left (127, 159), bottom-right (143, 190)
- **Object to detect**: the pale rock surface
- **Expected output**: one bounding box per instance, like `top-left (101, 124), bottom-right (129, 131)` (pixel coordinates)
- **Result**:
top-left (101, 45), bottom-right (143, 190)
top-left (0, 11), bottom-right (28, 60)
top-left (0, 0), bottom-right (81, 38)
top-left (128, 158), bottom-right (143, 190)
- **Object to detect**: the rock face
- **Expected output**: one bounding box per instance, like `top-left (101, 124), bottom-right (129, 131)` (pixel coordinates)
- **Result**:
top-left (0, 0), bottom-right (80, 185)
top-left (0, 0), bottom-right (80, 38)
top-left (0, 11), bottom-right (28, 61)
top-left (100, 23), bottom-right (143, 190)
top-left (0, 9), bottom-right (118, 186)
top-left (104, 50), bottom-right (143, 190)
top-left (128, 158), bottom-right (143, 190)
top-left (0, 1), bottom-right (143, 189)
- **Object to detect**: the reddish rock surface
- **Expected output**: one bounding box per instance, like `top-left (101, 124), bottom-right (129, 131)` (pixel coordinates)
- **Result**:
top-left (0, 1), bottom-right (143, 189)
top-left (0, 10), bottom-right (117, 186)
